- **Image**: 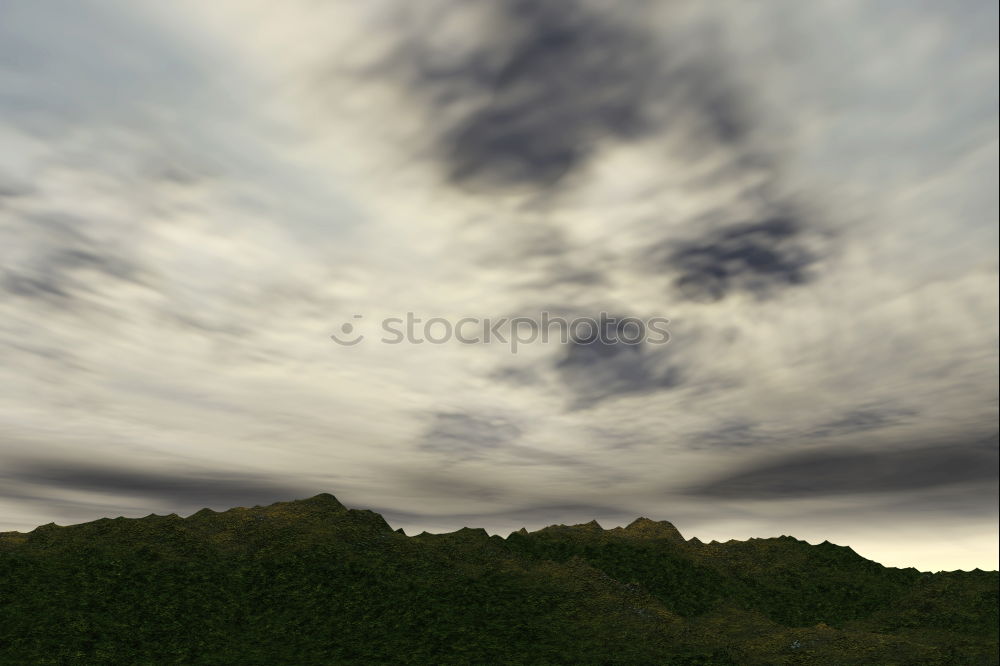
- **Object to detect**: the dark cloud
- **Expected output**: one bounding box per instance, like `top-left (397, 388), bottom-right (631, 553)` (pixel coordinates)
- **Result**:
top-left (872, 480), bottom-right (1000, 520)
top-left (0, 175), bottom-right (33, 199)
top-left (691, 421), bottom-right (768, 449)
top-left (374, 0), bottom-right (763, 193)
top-left (811, 406), bottom-right (917, 438)
top-left (413, 408), bottom-right (628, 481)
top-left (2, 272), bottom-right (71, 301)
top-left (685, 434), bottom-right (1000, 499)
top-left (420, 411), bottom-right (522, 460)
top-left (387, 0), bottom-right (832, 299)
top-left (654, 216), bottom-right (818, 302)
top-left (369, 0), bottom-right (832, 308)
top-left (490, 365), bottom-right (542, 386)
top-left (429, 0), bottom-right (657, 190)
top-left (554, 314), bottom-right (681, 409)
top-left (1, 461), bottom-right (312, 512)
top-left (1, 213), bottom-right (144, 306)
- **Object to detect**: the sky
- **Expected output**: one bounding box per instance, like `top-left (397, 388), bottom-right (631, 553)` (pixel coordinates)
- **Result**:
top-left (1, 0), bottom-right (997, 572)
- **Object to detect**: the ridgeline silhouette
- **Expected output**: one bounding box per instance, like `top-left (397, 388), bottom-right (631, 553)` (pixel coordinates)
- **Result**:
top-left (1, 494), bottom-right (996, 664)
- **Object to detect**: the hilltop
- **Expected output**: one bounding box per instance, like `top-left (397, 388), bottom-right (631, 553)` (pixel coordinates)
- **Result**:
top-left (0, 494), bottom-right (996, 664)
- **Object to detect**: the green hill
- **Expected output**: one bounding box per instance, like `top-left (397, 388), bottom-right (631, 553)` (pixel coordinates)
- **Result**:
top-left (1, 494), bottom-right (996, 664)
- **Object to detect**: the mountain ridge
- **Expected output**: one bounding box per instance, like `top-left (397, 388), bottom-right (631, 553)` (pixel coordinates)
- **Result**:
top-left (3, 493), bottom-right (982, 573)
top-left (1, 494), bottom-right (996, 664)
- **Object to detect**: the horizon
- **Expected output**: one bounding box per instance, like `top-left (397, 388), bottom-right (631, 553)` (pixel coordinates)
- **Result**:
top-left (2, 0), bottom-right (997, 574)
top-left (5, 492), bottom-right (997, 575)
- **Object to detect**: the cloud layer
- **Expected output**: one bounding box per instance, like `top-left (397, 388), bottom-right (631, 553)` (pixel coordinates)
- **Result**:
top-left (1, 0), bottom-right (996, 571)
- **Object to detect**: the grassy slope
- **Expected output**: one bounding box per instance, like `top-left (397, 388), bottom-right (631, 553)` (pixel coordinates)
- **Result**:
top-left (0, 494), bottom-right (996, 665)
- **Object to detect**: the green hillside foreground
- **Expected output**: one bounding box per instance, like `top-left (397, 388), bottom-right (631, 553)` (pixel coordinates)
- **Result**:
top-left (0, 494), bottom-right (996, 665)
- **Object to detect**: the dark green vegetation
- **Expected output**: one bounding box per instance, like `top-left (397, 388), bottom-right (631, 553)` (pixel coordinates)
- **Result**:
top-left (1, 495), bottom-right (996, 665)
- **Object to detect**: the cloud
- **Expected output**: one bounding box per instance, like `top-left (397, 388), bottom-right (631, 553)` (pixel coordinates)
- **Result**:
top-left (420, 411), bottom-right (523, 460)
top-left (1, 460), bottom-right (313, 513)
top-left (478, 221), bottom-right (612, 291)
top-left (690, 420), bottom-right (769, 449)
top-left (654, 216), bottom-right (819, 302)
top-left (553, 314), bottom-right (681, 409)
top-left (368, 0), bottom-right (776, 195)
top-left (386, 0), bottom-right (660, 191)
top-left (811, 405), bottom-right (918, 438)
top-left (685, 434), bottom-right (999, 499)
top-left (1, 213), bottom-right (144, 307)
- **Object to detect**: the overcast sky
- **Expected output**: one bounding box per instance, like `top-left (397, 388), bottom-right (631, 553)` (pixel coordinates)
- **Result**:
top-left (1, 0), bottom-right (997, 571)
